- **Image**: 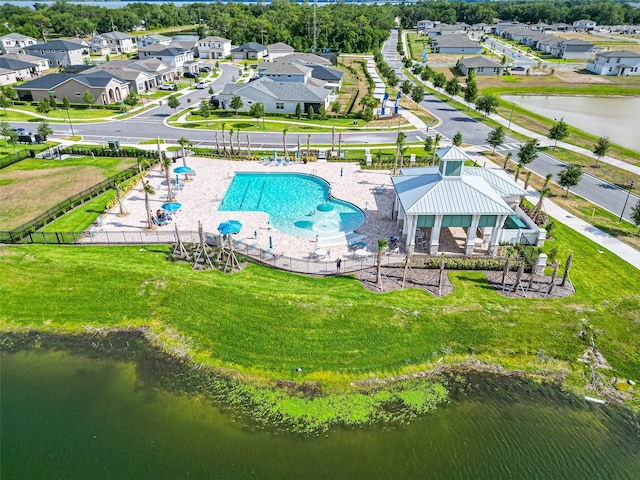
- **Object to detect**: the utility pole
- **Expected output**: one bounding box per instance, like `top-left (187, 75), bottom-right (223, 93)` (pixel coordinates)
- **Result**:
top-left (313, 0), bottom-right (317, 53)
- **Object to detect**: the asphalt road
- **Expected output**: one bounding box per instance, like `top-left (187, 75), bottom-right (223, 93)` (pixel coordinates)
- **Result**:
top-left (382, 29), bottom-right (639, 222)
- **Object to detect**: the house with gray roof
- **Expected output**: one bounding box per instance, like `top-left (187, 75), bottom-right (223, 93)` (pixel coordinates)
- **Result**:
top-left (218, 77), bottom-right (330, 114)
top-left (555, 38), bottom-right (594, 59)
top-left (197, 36), bottom-right (231, 59)
top-left (258, 62), bottom-right (313, 83)
top-left (83, 58), bottom-right (177, 92)
top-left (0, 55), bottom-right (45, 81)
top-left (586, 50), bottom-right (640, 76)
top-left (431, 35), bottom-right (482, 54)
top-left (15, 72), bottom-right (129, 105)
top-left (267, 42), bottom-right (295, 61)
top-left (6, 53), bottom-right (49, 73)
top-left (458, 56), bottom-right (505, 76)
top-left (231, 42), bottom-right (268, 60)
top-left (274, 52), bottom-right (332, 66)
top-left (24, 39), bottom-right (89, 67)
top-left (0, 68), bottom-right (18, 86)
top-left (138, 34), bottom-right (173, 48)
top-left (0, 33), bottom-right (38, 54)
top-left (138, 44), bottom-right (194, 73)
top-left (391, 146), bottom-right (543, 255)
top-left (91, 31), bottom-right (137, 55)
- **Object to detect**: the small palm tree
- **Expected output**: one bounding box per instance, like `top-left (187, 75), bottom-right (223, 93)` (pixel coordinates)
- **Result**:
top-left (532, 187), bottom-right (549, 223)
top-left (431, 133), bottom-right (441, 165)
top-left (142, 181), bottom-right (156, 230)
top-left (221, 122), bottom-right (227, 154)
top-left (163, 155), bottom-right (174, 202)
top-left (376, 238), bottom-right (389, 288)
top-left (177, 136), bottom-right (191, 167)
top-left (282, 128), bottom-right (288, 158)
top-left (229, 128), bottom-right (235, 155)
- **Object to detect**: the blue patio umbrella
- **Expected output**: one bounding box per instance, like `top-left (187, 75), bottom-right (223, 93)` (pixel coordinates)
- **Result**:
top-left (173, 166), bottom-right (193, 174)
top-left (218, 220), bottom-right (242, 235)
top-left (161, 202), bottom-right (182, 212)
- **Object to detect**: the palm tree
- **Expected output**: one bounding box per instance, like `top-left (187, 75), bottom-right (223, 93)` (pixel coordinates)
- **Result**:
top-left (542, 173), bottom-right (553, 190)
top-left (215, 131), bottom-right (220, 154)
top-left (376, 238), bottom-right (389, 289)
top-left (331, 126), bottom-right (335, 152)
top-left (236, 129), bottom-right (241, 155)
top-left (115, 184), bottom-right (128, 217)
top-left (177, 136), bottom-right (191, 167)
top-left (142, 181), bottom-right (156, 230)
top-left (431, 133), bottom-right (441, 165)
top-left (221, 122), bottom-right (227, 154)
top-left (282, 128), bottom-right (288, 158)
top-left (163, 155), bottom-right (174, 202)
top-left (532, 187), bottom-right (549, 223)
top-left (229, 128), bottom-right (234, 155)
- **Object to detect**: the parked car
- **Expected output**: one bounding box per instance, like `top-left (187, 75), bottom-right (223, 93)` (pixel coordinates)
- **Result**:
top-left (511, 66), bottom-right (526, 72)
top-left (196, 81), bottom-right (209, 89)
top-left (158, 83), bottom-right (175, 91)
top-left (200, 66), bottom-right (211, 73)
top-left (209, 96), bottom-right (220, 108)
top-left (184, 72), bottom-right (198, 79)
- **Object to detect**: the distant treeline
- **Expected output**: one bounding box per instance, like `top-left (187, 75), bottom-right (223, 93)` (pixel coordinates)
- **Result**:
top-left (0, 1), bottom-right (637, 54)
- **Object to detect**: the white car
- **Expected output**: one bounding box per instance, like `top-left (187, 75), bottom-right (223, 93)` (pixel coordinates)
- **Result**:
top-left (196, 81), bottom-right (209, 89)
top-left (158, 84), bottom-right (175, 91)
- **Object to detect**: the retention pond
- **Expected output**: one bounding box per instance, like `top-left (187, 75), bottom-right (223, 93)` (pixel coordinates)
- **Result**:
top-left (2, 348), bottom-right (639, 479)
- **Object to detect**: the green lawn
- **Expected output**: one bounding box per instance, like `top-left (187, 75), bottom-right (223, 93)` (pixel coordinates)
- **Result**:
top-left (9, 105), bottom-right (117, 120)
top-left (39, 191), bottom-right (114, 233)
top-left (1, 218), bottom-right (639, 405)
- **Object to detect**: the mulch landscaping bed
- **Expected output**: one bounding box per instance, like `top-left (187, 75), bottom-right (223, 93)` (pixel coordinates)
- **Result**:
top-left (354, 266), bottom-right (574, 299)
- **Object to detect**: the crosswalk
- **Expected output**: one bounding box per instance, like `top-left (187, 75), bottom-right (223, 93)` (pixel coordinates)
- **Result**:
top-left (479, 143), bottom-right (522, 151)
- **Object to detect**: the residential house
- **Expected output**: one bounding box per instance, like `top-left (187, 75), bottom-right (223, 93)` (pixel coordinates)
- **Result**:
top-left (573, 19), bottom-right (597, 31)
top-left (24, 39), bottom-right (89, 67)
top-left (218, 77), bottom-right (330, 114)
top-left (16, 72), bottom-right (129, 105)
top-left (0, 33), bottom-right (38, 54)
top-left (555, 38), bottom-right (594, 59)
top-left (91, 31), bottom-right (137, 55)
top-left (0, 68), bottom-right (18, 86)
top-left (138, 34), bottom-right (173, 47)
top-left (196, 36), bottom-right (231, 59)
top-left (231, 42), bottom-right (268, 60)
top-left (586, 50), bottom-right (640, 76)
top-left (267, 42), bottom-right (295, 61)
top-left (0, 55), bottom-right (44, 81)
top-left (258, 62), bottom-right (313, 83)
top-left (6, 53), bottom-right (49, 73)
top-left (431, 35), bottom-right (483, 55)
top-left (417, 20), bottom-right (437, 34)
top-left (138, 44), bottom-right (194, 73)
top-left (269, 53), bottom-right (343, 91)
top-left (424, 23), bottom-right (466, 38)
top-left (550, 23), bottom-right (572, 31)
top-left (83, 58), bottom-right (177, 92)
top-left (458, 56), bottom-right (505, 76)
top-left (274, 53), bottom-right (332, 67)
top-left (391, 146), bottom-right (543, 256)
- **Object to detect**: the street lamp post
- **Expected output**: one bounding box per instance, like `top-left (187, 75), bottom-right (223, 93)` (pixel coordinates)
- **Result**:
top-left (65, 107), bottom-right (74, 137)
top-left (618, 180), bottom-right (636, 223)
top-left (507, 103), bottom-right (515, 131)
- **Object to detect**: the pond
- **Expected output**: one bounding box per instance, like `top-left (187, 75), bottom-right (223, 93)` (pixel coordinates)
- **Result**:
top-left (2, 348), bottom-right (639, 479)
top-left (502, 95), bottom-right (640, 151)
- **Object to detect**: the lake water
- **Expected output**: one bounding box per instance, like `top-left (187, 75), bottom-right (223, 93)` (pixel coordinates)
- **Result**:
top-left (503, 94), bottom-right (640, 151)
top-left (2, 348), bottom-right (639, 479)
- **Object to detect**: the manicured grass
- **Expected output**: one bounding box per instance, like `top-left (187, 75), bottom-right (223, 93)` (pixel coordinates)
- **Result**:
top-left (39, 191), bottom-right (114, 232)
top-left (0, 110), bottom-right (41, 122)
top-left (1, 217), bottom-right (639, 400)
top-left (10, 105), bottom-right (117, 120)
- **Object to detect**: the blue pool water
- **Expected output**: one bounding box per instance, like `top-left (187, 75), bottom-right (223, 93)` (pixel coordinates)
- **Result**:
top-left (219, 173), bottom-right (364, 238)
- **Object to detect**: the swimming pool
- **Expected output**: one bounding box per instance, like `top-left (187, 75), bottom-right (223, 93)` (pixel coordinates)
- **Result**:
top-left (219, 172), bottom-right (365, 238)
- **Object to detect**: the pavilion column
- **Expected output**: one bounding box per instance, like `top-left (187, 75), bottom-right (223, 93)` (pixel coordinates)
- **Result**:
top-left (405, 214), bottom-right (418, 247)
top-left (488, 215), bottom-right (507, 255)
top-left (429, 215), bottom-right (443, 255)
top-left (464, 215), bottom-right (481, 255)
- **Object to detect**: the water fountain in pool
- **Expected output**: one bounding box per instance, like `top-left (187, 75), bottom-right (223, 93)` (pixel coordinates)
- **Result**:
top-left (313, 203), bottom-right (341, 233)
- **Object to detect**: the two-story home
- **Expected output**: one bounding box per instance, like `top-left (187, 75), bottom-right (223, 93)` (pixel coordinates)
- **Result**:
top-left (417, 20), bottom-right (437, 34)
top-left (0, 33), bottom-right (38, 54)
top-left (138, 45), bottom-right (194, 73)
top-left (16, 72), bottom-right (129, 105)
top-left (83, 58), bottom-right (177, 93)
top-left (458, 56), bottom-right (505, 76)
top-left (138, 34), bottom-right (173, 48)
top-left (231, 42), bottom-right (268, 60)
top-left (586, 50), bottom-right (640, 76)
top-left (0, 68), bottom-right (18, 86)
top-left (573, 19), bottom-right (597, 31)
top-left (24, 39), bottom-right (89, 67)
top-left (197, 36), bottom-right (231, 59)
top-left (91, 31), bottom-right (137, 55)
top-left (554, 38), bottom-right (594, 59)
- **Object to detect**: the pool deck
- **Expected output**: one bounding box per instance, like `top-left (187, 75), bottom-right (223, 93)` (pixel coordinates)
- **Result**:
top-left (95, 157), bottom-right (402, 261)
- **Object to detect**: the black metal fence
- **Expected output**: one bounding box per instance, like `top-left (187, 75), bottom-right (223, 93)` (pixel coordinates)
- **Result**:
top-left (61, 145), bottom-right (159, 159)
top-left (0, 149), bottom-right (36, 169)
